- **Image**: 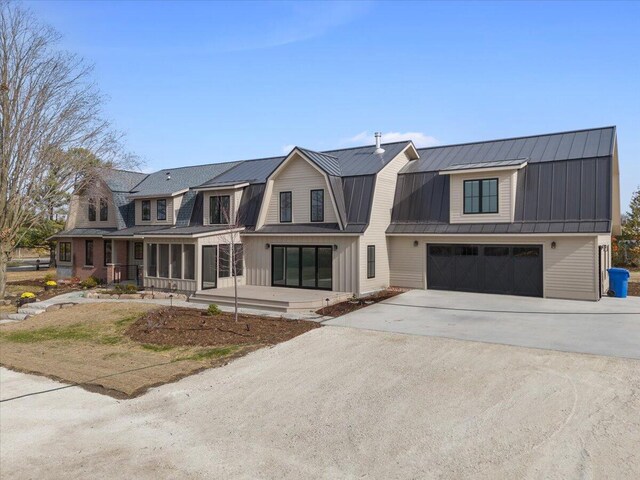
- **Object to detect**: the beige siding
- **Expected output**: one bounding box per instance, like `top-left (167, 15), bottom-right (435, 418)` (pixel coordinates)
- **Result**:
top-left (143, 237), bottom-right (198, 292)
top-left (359, 150), bottom-right (410, 294)
top-left (264, 153), bottom-right (338, 224)
top-left (202, 189), bottom-right (243, 225)
top-left (197, 232), bottom-right (246, 289)
top-left (69, 193), bottom-right (118, 229)
top-left (134, 197), bottom-right (177, 225)
top-left (449, 170), bottom-right (515, 224)
top-left (597, 234), bottom-right (612, 295)
top-left (388, 235), bottom-right (600, 301)
top-left (242, 235), bottom-right (359, 294)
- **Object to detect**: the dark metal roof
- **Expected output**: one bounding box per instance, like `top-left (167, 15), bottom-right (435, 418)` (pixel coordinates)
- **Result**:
top-left (387, 221), bottom-right (611, 235)
top-left (53, 228), bottom-right (117, 237)
top-left (248, 223), bottom-right (366, 235)
top-left (297, 148), bottom-right (342, 176)
top-left (197, 156), bottom-right (285, 188)
top-left (342, 175), bottom-right (376, 224)
top-left (402, 126), bottom-right (615, 174)
top-left (104, 225), bottom-right (170, 237)
top-left (323, 141), bottom-right (412, 176)
top-left (130, 161), bottom-right (240, 197)
top-left (237, 184), bottom-right (266, 227)
top-left (440, 158), bottom-right (527, 172)
top-left (175, 190), bottom-right (198, 227)
top-left (142, 225), bottom-right (234, 236)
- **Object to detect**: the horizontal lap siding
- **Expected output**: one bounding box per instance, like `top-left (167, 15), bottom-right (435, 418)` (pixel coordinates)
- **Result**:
top-left (388, 235), bottom-right (598, 300)
top-left (242, 235), bottom-right (359, 293)
top-left (135, 197), bottom-right (176, 225)
top-left (449, 170), bottom-right (514, 224)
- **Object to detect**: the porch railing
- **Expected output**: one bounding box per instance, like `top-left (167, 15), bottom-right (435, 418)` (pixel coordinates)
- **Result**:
top-left (110, 264), bottom-right (142, 287)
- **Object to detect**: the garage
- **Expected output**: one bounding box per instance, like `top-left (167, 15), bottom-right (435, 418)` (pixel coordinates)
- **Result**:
top-left (427, 244), bottom-right (543, 297)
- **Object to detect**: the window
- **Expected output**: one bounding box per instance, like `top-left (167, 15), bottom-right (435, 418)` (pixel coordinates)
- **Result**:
top-left (367, 245), bottom-right (376, 279)
top-left (85, 240), bottom-right (94, 266)
top-left (463, 178), bottom-right (498, 214)
top-left (99, 198), bottom-right (108, 221)
top-left (147, 244), bottom-right (157, 277)
top-left (484, 246), bottom-right (510, 256)
top-left (310, 189), bottom-right (324, 222)
top-left (157, 199), bottom-right (167, 221)
top-left (142, 200), bottom-right (151, 221)
top-left (103, 240), bottom-right (112, 266)
top-left (88, 198), bottom-right (96, 221)
top-left (170, 244), bottom-right (182, 279)
top-left (183, 244), bottom-right (195, 280)
top-left (219, 244), bottom-right (230, 278)
top-left (233, 244), bottom-right (243, 276)
top-left (59, 242), bottom-right (71, 262)
top-left (158, 244), bottom-right (169, 277)
top-left (279, 191), bottom-right (292, 223)
top-left (210, 195), bottom-right (230, 224)
top-left (134, 242), bottom-right (144, 260)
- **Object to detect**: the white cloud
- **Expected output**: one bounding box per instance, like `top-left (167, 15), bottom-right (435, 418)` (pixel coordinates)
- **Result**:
top-left (281, 144), bottom-right (296, 154)
top-left (342, 131), bottom-right (439, 148)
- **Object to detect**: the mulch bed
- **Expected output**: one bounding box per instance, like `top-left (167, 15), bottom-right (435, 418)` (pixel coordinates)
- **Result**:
top-left (317, 288), bottom-right (407, 317)
top-left (126, 307), bottom-right (320, 347)
top-left (6, 279), bottom-right (82, 302)
top-left (628, 282), bottom-right (640, 297)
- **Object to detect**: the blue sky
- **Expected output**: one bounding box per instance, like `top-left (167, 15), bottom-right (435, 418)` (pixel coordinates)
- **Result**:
top-left (26, 0), bottom-right (639, 210)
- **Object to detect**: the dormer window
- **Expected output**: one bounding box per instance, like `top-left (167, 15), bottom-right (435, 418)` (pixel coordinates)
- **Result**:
top-left (157, 199), bottom-right (167, 221)
top-left (142, 200), bottom-right (151, 221)
top-left (210, 195), bottom-right (231, 224)
top-left (464, 179), bottom-right (498, 214)
top-left (88, 198), bottom-right (96, 221)
top-left (310, 189), bottom-right (324, 222)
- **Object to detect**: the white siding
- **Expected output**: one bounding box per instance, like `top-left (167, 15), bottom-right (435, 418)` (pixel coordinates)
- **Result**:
top-left (449, 170), bottom-right (515, 224)
top-left (242, 235), bottom-right (359, 294)
top-left (264, 154), bottom-right (338, 224)
top-left (135, 197), bottom-right (177, 225)
top-left (388, 235), bottom-right (600, 301)
top-left (359, 151), bottom-right (410, 294)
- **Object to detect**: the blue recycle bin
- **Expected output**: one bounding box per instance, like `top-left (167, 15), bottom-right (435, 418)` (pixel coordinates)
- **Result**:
top-left (607, 268), bottom-right (630, 298)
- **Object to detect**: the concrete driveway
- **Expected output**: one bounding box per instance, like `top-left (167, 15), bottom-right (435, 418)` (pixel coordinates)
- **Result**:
top-left (324, 290), bottom-right (640, 359)
top-left (2, 326), bottom-right (639, 479)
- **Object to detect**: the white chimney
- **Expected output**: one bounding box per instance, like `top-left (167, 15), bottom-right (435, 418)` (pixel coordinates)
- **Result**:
top-left (374, 132), bottom-right (385, 154)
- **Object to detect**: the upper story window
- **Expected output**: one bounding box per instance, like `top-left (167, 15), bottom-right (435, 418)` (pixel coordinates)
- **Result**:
top-left (210, 195), bottom-right (230, 224)
top-left (141, 200), bottom-right (151, 221)
top-left (279, 191), bottom-right (292, 223)
top-left (99, 198), bottom-right (108, 221)
top-left (88, 198), bottom-right (96, 221)
top-left (310, 189), bottom-right (324, 222)
top-left (464, 179), bottom-right (498, 214)
top-left (157, 199), bottom-right (167, 221)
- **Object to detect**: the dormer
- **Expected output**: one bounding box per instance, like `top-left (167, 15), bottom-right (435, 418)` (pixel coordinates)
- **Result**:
top-left (439, 159), bottom-right (527, 224)
top-left (193, 182), bottom-right (248, 226)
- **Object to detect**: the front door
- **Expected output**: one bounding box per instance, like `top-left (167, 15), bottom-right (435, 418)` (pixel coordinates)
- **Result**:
top-left (202, 245), bottom-right (217, 289)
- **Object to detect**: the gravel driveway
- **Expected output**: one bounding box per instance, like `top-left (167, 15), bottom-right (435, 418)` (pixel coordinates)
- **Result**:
top-left (2, 326), bottom-right (639, 479)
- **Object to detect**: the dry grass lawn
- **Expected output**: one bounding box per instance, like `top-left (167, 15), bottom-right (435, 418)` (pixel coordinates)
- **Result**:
top-left (0, 303), bottom-right (255, 398)
top-left (5, 268), bottom-right (55, 283)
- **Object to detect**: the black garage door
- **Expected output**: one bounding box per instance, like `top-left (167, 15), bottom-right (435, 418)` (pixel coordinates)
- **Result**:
top-left (427, 244), bottom-right (543, 297)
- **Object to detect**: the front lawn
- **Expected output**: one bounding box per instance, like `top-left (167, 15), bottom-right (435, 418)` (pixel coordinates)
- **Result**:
top-left (0, 303), bottom-right (318, 398)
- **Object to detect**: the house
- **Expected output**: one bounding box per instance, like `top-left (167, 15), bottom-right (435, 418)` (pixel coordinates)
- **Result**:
top-left (53, 126), bottom-right (620, 302)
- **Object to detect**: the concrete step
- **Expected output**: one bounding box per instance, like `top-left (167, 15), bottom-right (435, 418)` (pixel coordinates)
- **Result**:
top-left (189, 295), bottom-right (291, 313)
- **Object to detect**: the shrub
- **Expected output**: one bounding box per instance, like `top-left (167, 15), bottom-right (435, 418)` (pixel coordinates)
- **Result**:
top-left (43, 273), bottom-right (56, 282)
top-left (207, 304), bottom-right (222, 316)
top-left (20, 292), bottom-right (36, 299)
top-left (112, 284), bottom-right (138, 294)
top-left (80, 276), bottom-right (98, 289)
top-left (45, 280), bottom-right (57, 287)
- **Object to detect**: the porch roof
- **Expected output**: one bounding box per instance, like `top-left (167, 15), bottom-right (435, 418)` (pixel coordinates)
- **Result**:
top-left (50, 228), bottom-right (117, 238)
top-left (246, 223), bottom-right (366, 235)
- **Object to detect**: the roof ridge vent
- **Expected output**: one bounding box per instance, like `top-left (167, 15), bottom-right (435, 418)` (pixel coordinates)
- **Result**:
top-left (374, 132), bottom-right (385, 154)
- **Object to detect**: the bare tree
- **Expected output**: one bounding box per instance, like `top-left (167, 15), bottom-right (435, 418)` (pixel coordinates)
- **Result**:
top-left (0, 1), bottom-right (135, 297)
top-left (217, 201), bottom-right (245, 323)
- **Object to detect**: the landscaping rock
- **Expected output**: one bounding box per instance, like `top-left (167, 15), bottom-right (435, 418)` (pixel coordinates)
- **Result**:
top-left (46, 304), bottom-right (62, 311)
top-left (119, 294), bottom-right (142, 299)
top-left (7, 313), bottom-right (28, 321)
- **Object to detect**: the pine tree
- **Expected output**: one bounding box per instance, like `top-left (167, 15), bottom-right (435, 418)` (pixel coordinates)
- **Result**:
top-left (621, 186), bottom-right (640, 266)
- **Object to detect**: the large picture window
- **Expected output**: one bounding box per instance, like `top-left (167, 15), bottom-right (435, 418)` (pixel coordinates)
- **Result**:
top-left (88, 199), bottom-right (96, 222)
top-left (85, 240), bottom-right (94, 266)
top-left (464, 178), bottom-right (498, 214)
top-left (280, 191), bottom-right (292, 223)
top-left (310, 189), bottom-right (324, 222)
top-left (210, 195), bottom-right (230, 224)
top-left (183, 244), bottom-right (195, 280)
top-left (59, 242), bottom-right (71, 262)
top-left (99, 198), bottom-right (108, 221)
top-left (157, 199), bottom-right (167, 221)
top-left (142, 200), bottom-right (151, 221)
top-left (219, 244), bottom-right (231, 278)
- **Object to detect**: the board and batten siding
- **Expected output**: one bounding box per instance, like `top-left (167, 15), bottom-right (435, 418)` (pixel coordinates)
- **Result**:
top-left (359, 150), bottom-right (410, 294)
top-left (264, 154), bottom-right (338, 224)
top-left (242, 235), bottom-right (359, 294)
top-left (197, 232), bottom-right (246, 289)
top-left (449, 170), bottom-right (517, 224)
top-left (388, 235), bottom-right (600, 301)
top-left (143, 237), bottom-right (198, 292)
top-left (202, 189), bottom-right (243, 225)
top-left (134, 197), bottom-right (177, 225)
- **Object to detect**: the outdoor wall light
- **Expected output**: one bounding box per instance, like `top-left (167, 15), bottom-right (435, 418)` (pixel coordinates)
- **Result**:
top-left (265, 243), bottom-right (270, 249)
top-left (551, 241), bottom-right (557, 249)
top-left (333, 244), bottom-right (338, 251)
top-left (413, 240), bottom-right (419, 247)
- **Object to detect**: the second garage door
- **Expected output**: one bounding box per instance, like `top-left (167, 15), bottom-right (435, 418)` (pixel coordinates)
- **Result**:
top-left (427, 244), bottom-right (543, 297)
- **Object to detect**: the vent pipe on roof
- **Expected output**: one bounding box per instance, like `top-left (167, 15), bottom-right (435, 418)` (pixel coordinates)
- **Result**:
top-left (374, 132), bottom-right (385, 154)
top-left (166, 171), bottom-right (171, 181)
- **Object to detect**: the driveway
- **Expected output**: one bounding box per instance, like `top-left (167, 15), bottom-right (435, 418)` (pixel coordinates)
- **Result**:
top-left (324, 290), bottom-right (640, 359)
top-left (2, 326), bottom-right (639, 479)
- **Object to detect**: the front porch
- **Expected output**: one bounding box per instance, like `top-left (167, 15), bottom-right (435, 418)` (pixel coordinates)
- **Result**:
top-left (190, 285), bottom-right (352, 313)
